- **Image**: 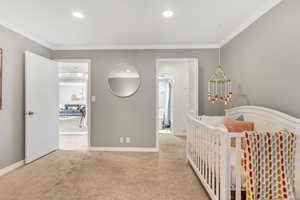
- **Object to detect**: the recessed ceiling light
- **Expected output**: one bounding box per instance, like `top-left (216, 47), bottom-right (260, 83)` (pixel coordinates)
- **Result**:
top-left (162, 10), bottom-right (174, 18)
top-left (72, 12), bottom-right (85, 19)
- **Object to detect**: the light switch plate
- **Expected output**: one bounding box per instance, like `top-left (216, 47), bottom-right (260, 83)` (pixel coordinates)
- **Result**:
top-left (126, 137), bottom-right (131, 143)
top-left (92, 96), bottom-right (96, 102)
top-left (120, 137), bottom-right (124, 143)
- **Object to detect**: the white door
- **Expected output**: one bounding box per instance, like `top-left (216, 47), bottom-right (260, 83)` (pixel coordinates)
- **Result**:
top-left (25, 52), bottom-right (59, 164)
top-left (188, 59), bottom-right (199, 117)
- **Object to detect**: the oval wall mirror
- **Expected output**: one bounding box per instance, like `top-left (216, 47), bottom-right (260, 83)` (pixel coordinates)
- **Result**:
top-left (107, 63), bottom-right (141, 97)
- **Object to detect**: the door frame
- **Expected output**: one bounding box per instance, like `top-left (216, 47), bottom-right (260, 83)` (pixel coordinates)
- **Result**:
top-left (55, 59), bottom-right (92, 148)
top-left (155, 58), bottom-right (199, 151)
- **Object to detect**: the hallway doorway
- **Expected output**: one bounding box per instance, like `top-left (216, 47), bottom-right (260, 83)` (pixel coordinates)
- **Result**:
top-left (158, 73), bottom-right (173, 134)
top-left (156, 58), bottom-right (198, 148)
top-left (57, 60), bottom-right (91, 150)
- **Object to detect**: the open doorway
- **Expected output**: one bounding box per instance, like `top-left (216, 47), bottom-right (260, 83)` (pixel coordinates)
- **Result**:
top-left (156, 58), bottom-right (198, 148)
top-left (158, 73), bottom-right (173, 134)
top-left (57, 60), bottom-right (91, 150)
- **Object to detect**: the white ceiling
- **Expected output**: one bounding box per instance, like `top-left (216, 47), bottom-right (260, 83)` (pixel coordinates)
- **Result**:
top-left (0, 0), bottom-right (281, 50)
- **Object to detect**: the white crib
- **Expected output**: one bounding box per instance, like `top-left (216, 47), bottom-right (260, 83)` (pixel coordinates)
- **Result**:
top-left (186, 106), bottom-right (300, 200)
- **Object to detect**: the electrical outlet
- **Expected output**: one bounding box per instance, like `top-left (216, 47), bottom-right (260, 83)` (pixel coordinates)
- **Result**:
top-left (126, 137), bottom-right (131, 143)
top-left (120, 137), bottom-right (124, 143)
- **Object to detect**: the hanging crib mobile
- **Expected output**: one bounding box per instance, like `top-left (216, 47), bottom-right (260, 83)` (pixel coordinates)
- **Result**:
top-left (208, 49), bottom-right (232, 104)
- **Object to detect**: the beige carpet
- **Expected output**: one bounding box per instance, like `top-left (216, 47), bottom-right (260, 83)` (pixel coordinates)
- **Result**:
top-left (0, 135), bottom-right (210, 200)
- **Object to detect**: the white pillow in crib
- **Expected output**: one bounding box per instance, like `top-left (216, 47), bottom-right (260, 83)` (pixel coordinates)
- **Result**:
top-left (217, 124), bottom-right (229, 132)
top-left (200, 116), bottom-right (225, 127)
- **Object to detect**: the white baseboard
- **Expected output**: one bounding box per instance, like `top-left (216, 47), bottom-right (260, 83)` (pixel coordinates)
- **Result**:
top-left (89, 146), bottom-right (159, 152)
top-left (174, 133), bottom-right (187, 136)
top-left (0, 160), bottom-right (24, 177)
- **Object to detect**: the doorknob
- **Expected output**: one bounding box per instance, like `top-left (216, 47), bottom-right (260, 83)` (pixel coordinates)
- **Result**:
top-left (26, 111), bottom-right (35, 116)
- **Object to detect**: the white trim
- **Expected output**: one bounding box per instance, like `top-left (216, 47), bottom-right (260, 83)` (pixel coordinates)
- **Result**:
top-left (0, 19), bottom-right (54, 49)
top-left (89, 147), bottom-right (159, 152)
top-left (174, 133), bottom-right (187, 136)
top-left (0, 160), bottom-right (24, 177)
top-left (220, 0), bottom-right (282, 47)
top-left (56, 59), bottom-right (92, 149)
top-left (53, 44), bottom-right (219, 50)
top-left (194, 59), bottom-right (199, 116)
top-left (60, 131), bottom-right (88, 135)
top-left (155, 63), bottom-right (160, 151)
top-left (0, 20), bottom-right (218, 49)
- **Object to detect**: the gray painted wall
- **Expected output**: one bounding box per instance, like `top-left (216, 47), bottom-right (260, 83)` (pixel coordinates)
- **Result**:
top-left (0, 21), bottom-right (223, 169)
top-left (221, 1), bottom-right (300, 197)
top-left (53, 49), bottom-right (223, 148)
top-left (0, 25), bottom-right (51, 169)
top-left (222, 0), bottom-right (300, 118)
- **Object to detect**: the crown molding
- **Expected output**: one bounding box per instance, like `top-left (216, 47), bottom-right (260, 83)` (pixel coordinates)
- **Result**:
top-left (0, 18), bottom-right (219, 50)
top-left (52, 44), bottom-right (219, 50)
top-left (219, 0), bottom-right (282, 47)
top-left (0, 18), bottom-right (55, 50)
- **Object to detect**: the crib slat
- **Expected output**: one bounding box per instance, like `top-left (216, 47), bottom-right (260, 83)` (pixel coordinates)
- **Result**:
top-left (216, 134), bottom-right (220, 199)
top-left (187, 124), bottom-right (189, 156)
top-left (195, 127), bottom-right (197, 164)
top-left (201, 126), bottom-right (204, 175)
top-left (205, 128), bottom-right (208, 180)
top-left (220, 134), bottom-right (231, 200)
top-left (209, 133), bottom-right (212, 187)
top-left (207, 128), bottom-right (209, 182)
top-left (207, 134), bottom-right (212, 187)
top-left (196, 127), bottom-right (198, 161)
top-left (235, 138), bottom-right (242, 200)
top-left (203, 127), bottom-right (206, 176)
top-left (197, 127), bottom-right (200, 170)
top-left (191, 126), bottom-right (193, 160)
top-left (198, 127), bottom-right (200, 170)
top-left (196, 127), bottom-right (198, 169)
top-left (207, 129), bottom-right (210, 185)
top-left (212, 132), bottom-right (215, 194)
top-left (206, 130), bottom-right (209, 185)
top-left (193, 126), bottom-right (196, 165)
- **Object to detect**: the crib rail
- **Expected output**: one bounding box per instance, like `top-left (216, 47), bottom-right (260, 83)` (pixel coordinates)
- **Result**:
top-left (187, 115), bottom-right (244, 200)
